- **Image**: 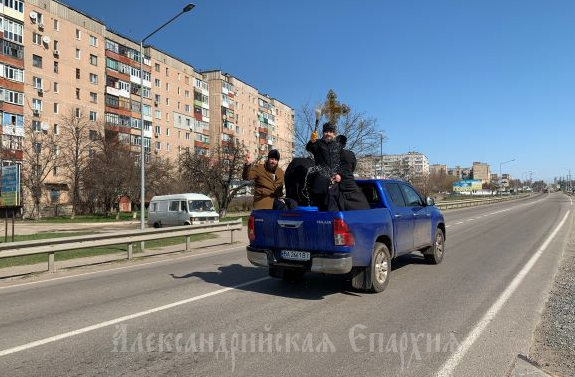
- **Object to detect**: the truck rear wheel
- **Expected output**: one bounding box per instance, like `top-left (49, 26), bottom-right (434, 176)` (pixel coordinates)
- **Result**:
top-left (423, 228), bottom-right (445, 264)
top-left (351, 242), bottom-right (391, 293)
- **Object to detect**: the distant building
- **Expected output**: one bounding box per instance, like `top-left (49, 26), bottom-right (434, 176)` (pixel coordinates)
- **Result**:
top-left (430, 164), bottom-right (447, 175)
top-left (357, 152), bottom-right (429, 179)
top-left (447, 166), bottom-right (471, 180)
top-left (471, 162), bottom-right (490, 184)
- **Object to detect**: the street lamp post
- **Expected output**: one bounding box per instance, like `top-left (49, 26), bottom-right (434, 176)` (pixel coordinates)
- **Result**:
top-left (139, 4), bottom-right (195, 240)
top-left (499, 159), bottom-right (515, 196)
top-left (563, 168), bottom-right (571, 192)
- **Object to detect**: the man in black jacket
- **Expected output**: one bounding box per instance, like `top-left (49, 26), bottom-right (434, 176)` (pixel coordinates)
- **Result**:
top-left (305, 122), bottom-right (342, 210)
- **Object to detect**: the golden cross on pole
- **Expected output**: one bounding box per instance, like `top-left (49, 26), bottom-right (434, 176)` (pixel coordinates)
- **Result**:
top-left (321, 89), bottom-right (350, 129)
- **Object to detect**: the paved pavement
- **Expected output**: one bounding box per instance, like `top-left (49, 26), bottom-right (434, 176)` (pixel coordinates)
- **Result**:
top-left (0, 193), bottom-right (572, 376)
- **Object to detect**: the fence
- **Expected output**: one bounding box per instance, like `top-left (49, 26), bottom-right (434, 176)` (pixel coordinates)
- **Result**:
top-left (0, 220), bottom-right (242, 272)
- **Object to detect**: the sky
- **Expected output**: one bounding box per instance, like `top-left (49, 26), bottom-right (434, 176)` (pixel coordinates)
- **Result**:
top-left (64, 0), bottom-right (575, 182)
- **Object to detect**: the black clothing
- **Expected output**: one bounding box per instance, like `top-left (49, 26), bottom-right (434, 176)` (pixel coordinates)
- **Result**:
top-left (305, 138), bottom-right (342, 209)
top-left (305, 138), bottom-right (342, 176)
top-left (284, 157), bottom-right (315, 206)
top-left (337, 149), bottom-right (370, 211)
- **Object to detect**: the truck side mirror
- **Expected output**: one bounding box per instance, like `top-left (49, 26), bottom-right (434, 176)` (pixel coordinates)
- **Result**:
top-left (426, 197), bottom-right (435, 206)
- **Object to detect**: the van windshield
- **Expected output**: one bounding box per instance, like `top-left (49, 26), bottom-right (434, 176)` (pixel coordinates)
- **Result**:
top-left (188, 200), bottom-right (215, 212)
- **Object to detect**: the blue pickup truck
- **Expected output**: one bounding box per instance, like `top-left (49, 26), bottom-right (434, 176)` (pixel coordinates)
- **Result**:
top-left (246, 179), bottom-right (446, 293)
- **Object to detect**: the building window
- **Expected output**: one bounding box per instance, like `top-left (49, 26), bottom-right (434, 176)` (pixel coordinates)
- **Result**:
top-left (166, 98), bottom-right (170, 106)
top-left (76, 88), bottom-right (80, 100)
top-left (33, 77), bottom-right (43, 89)
top-left (155, 110), bottom-right (161, 119)
top-left (53, 82), bottom-right (59, 93)
top-left (185, 104), bottom-right (191, 113)
top-left (90, 73), bottom-right (98, 84)
top-left (4, 0), bottom-right (24, 13)
top-left (53, 103), bottom-right (59, 114)
top-left (155, 125), bottom-right (161, 134)
top-left (33, 99), bottom-right (42, 111)
top-left (165, 83), bottom-right (170, 91)
top-left (32, 55), bottom-right (42, 68)
top-left (32, 32), bottom-right (42, 45)
top-left (89, 130), bottom-right (98, 140)
top-left (32, 120), bottom-right (41, 132)
top-left (2, 18), bottom-right (23, 43)
top-left (76, 68), bottom-right (80, 79)
top-left (54, 19), bottom-right (59, 30)
top-left (75, 48), bottom-right (81, 59)
top-left (155, 79), bottom-right (160, 87)
top-left (54, 61), bottom-right (59, 73)
top-left (53, 40), bottom-right (59, 51)
top-left (75, 108), bottom-right (81, 118)
top-left (186, 132), bottom-right (190, 140)
top-left (90, 92), bottom-right (97, 103)
top-left (167, 143), bottom-right (170, 151)
top-left (76, 29), bottom-right (81, 40)
top-left (53, 166), bottom-right (59, 177)
top-left (166, 128), bottom-right (170, 136)
top-left (89, 111), bottom-right (97, 121)
top-left (154, 63), bottom-right (160, 72)
top-left (53, 124), bottom-right (59, 135)
top-left (89, 54), bottom-right (97, 65)
top-left (89, 35), bottom-right (98, 47)
top-left (165, 67), bottom-right (169, 76)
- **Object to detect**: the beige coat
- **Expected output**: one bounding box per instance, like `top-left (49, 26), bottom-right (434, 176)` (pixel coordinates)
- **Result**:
top-left (242, 163), bottom-right (284, 209)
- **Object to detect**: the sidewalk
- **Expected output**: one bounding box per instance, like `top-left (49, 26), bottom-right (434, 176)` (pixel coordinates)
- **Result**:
top-left (0, 225), bottom-right (249, 281)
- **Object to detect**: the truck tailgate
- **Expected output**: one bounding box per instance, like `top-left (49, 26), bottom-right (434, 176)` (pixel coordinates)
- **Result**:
top-left (250, 209), bottom-right (341, 252)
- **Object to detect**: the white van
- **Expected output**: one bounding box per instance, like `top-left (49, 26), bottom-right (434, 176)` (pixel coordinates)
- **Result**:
top-left (148, 193), bottom-right (219, 228)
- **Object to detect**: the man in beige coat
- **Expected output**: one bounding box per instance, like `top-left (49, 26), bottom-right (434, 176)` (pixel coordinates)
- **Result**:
top-left (242, 149), bottom-right (284, 209)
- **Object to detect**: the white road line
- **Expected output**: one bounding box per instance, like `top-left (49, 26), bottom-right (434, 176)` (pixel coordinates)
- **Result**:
top-left (0, 244), bottom-right (247, 291)
top-left (0, 275), bottom-right (271, 357)
top-left (436, 210), bottom-right (571, 377)
top-left (446, 225), bottom-right (451, 228)
top-left (455, 222), bottom-right (463, 225)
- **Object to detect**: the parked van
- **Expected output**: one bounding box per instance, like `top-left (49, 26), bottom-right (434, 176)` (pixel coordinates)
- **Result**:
top-left (148, 193), bottom-right (219, 228)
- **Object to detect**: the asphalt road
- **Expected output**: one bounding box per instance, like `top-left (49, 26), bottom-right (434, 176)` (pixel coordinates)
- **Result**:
top-left (0, 193), bottom-right (572, 377)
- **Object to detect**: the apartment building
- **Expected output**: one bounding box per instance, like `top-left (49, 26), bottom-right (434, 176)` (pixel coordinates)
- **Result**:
top-left (471, 161), bottom-right (490, 184)
top-left (202, 70), bottom-right (294, 168)
top-left (1, 0), bottom-right (294, 212)
top-left (147, 46), bottom-right (199, 160)
top-left (447, 166), bottom-right (471, 180)
top-left (357, 152), bottom-right (430, 179)
top-left (104, 31), bottom-right (151, 159)
top-left (0, 0), bottom-right (25, 189)
top-left (429, 164), bottom-right (447, 175)
top-left (21, 0), bottom-right (106, 206)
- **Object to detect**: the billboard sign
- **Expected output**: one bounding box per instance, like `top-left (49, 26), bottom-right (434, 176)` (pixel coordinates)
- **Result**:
top-left (452, 179), bottom-right (482, 192)
top-left (0, 165), bottom-right (21, 207)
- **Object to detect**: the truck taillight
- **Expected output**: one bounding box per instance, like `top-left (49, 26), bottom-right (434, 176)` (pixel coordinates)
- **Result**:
top-left (248, 215), bottom-right (255, 241)
top-left (334, 218), bottom-right (355, 246)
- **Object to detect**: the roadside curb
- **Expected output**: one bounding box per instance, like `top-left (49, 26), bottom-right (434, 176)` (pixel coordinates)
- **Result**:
top-left (510, 355), bottom-right (553, 377)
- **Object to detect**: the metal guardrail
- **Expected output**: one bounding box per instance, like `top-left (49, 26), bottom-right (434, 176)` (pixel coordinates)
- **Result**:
top-left (0, 220), bottom-right (243, 272)
top-left (435, 194), bottom-right (531, 210)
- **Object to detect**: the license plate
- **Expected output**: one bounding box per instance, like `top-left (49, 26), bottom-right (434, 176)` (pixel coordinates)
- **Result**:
top-left (281, 250), bottom-right (310, 261)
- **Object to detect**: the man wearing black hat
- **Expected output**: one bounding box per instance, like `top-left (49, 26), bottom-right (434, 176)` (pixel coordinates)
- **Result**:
top-left (242, 149), bottom-right (284, 209)
top-left (334, 135), bottom-right (370, 210)
top-left (305, 122), bottom-right (343, 210)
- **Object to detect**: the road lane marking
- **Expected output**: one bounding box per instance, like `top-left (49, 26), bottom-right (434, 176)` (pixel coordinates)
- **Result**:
top-left (0, 244), bottom-right (247, 291)
top-left (455, 222), bottom-right (463, 225)
top-left (445, 225), bottom-right (451, 228)
top-left (436, 210), bottom-right (571, 377)
top-left (0, 275), bottom-right (271, 357)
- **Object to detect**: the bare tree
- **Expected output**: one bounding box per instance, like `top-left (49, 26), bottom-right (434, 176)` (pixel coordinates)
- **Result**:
top-left (294, 102), bottom-right (385, 158)
top-left (58, 109), bottom-right (101, 218)
top-left (20, 120), bottom-right (58, 219)
top-left (429, 171), bottom-right (459, 193)
top-left (83, 133), bottom-right (138, 216)
top-left (179, 141), bottom-right (249, 217)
